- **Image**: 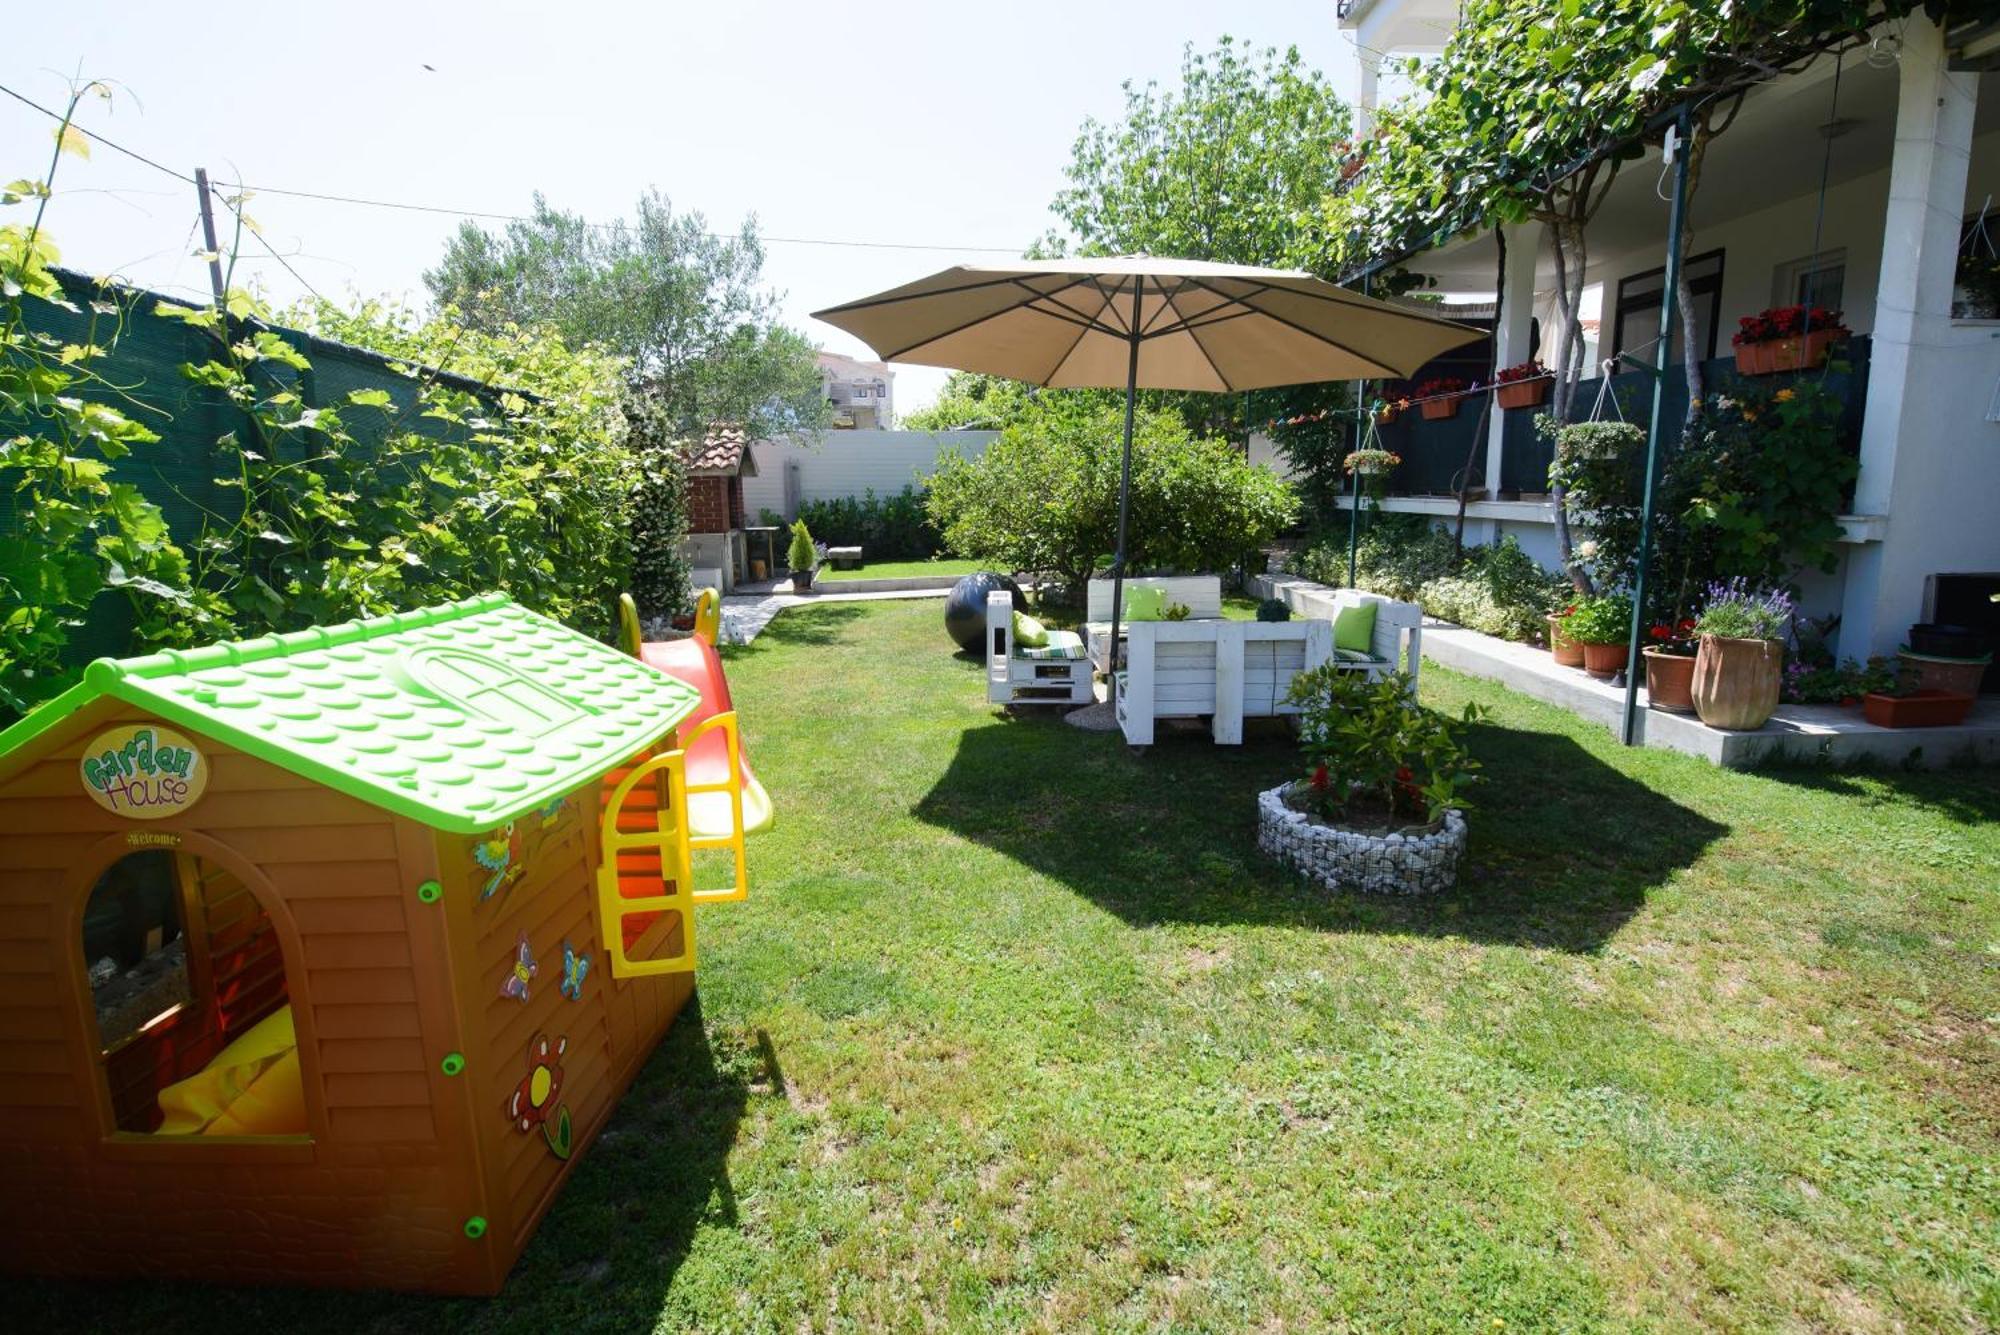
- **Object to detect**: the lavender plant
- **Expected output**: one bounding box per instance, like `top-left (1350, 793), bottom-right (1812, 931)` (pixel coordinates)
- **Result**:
top-left (1694, 579), bottom-right (1793, 641)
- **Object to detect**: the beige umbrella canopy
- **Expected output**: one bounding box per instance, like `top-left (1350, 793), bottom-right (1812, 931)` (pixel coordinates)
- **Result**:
top-left (811, 255), bottom-right (1482, 391)
top-left (812, 256), bottom-right (1484, 707)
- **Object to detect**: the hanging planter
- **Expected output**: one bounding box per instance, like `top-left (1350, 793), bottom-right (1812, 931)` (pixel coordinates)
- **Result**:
top-left (1411, 377), bottom-right (1469, 421)
top-left (1730, 306), bottom-right (1848, 376)
top-left (1493, 360), bottom-right (1550, 410)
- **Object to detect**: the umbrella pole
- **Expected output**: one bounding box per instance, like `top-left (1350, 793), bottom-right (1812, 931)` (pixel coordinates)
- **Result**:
top-left (1107, 276), bottom-right (1144, 716)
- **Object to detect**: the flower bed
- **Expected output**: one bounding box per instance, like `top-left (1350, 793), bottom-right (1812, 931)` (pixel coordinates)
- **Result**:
top-left (1258, 785), bottom-right (1467, 895)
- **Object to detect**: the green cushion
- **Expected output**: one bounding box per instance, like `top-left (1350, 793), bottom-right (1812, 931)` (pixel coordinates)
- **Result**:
top-left (1334, 599), bottom-right (1378, 654)
top-left (1011, 610), bottom-right (1049, 648)
top-left (1124, 585), bottom-right (1165, 621)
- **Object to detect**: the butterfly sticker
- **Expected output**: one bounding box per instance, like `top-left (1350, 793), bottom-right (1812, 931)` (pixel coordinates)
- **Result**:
top-left (499, 931), bottom-right (537, 1002)
top-left (559, 940), bottom-right (590, 1001)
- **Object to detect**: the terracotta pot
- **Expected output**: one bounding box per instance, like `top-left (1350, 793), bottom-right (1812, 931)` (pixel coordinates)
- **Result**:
top-left (1735, 328), bottom-right (1839, 376)
top-left (1495, 379), bottom-right (1548, 410)
top-left (1580, 640), bottom-right (1630, 680)
top-left (1547, 614), bottom-right (1585, 668)
top-left (1896, 651), bottom-right (1989, 697)
top-left (1862, 689), bottom-right (1974, 728)
top-left (1419, 396), bottom-right (1460, 421)
top-left (1643, 648), bottom-right (1696, 712)
top-left (1691, 634), bottom-right (1783, 730)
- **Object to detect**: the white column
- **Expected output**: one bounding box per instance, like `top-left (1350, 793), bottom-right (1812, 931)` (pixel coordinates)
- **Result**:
top-left (1838, 15), bottom-right (1980, 658)
top-left (1355, 53), bottom-right (1380, 139)
top-left (1487, 223), bottom-right (1541, 500)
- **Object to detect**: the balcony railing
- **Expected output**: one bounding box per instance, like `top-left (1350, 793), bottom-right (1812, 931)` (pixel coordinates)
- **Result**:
top-left (1361, 335), bottom-right (1871, 500)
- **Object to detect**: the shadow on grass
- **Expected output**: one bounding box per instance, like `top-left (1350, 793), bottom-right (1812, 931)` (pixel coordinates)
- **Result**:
top-left (12, 997), bottom-right (749, 1334)
top-left (1746, 756), bottom-right (2000, 828)
top-left (914, 711), bottom-right (1728, 954)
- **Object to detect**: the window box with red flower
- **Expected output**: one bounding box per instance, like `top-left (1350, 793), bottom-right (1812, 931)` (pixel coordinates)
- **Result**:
top-left (1492, 360), bottom-right (1550, 410)
top-left (1730, 305), bottom-right (1848, 375)
top-left (1411, 377), bottom-right (1469, 420)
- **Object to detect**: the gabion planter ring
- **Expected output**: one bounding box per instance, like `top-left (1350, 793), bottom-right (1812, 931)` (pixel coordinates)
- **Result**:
top-left (1257, 784), bottom-right (1467, 896)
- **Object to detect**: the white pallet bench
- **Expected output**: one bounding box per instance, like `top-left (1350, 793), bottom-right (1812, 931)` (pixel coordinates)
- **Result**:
top-left (985, 591), bottom-right (1094, 706)
top-left (1082, 574), bottom-right (1224, 673)
top-left (1116, 619), bottom-right (1334, 746)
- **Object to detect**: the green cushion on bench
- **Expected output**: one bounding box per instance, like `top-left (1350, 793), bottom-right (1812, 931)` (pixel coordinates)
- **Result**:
top-left (1016, 629), bottom-right (1086, 661)
top-left (1333, 599), bottom-right (1377, 653)
top-left (1330, 647), bottom-right (1386, 665)
top-left (1012, 610), bottom-right (1049, 647)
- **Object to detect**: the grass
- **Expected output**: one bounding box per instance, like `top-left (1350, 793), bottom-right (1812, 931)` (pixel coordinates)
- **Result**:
top-left (819, 558), bottom-right (983, 582)
top-left (25, 598), bottom-right (2000, 1331)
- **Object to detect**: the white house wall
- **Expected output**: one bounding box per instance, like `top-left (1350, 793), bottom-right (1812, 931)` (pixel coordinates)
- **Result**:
top-left (742, 429), bottom-right (999, 522)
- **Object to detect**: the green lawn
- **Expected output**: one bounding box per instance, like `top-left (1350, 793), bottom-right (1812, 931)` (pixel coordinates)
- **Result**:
top-left (26, 598), bottom-right (1999, 1331)
top-left (819, 557), bottom-right (983, 582)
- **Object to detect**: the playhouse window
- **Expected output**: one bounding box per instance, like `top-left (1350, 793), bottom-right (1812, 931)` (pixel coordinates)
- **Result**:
top-left (80, 851), bottom-right (305, 1137)
top-left (411, 649), bottom-right (589, 735)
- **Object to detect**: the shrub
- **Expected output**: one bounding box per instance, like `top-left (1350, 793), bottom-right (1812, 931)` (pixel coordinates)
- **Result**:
top-left (626, 444), bottom-right (690, 619)
top-left (795, 486), bottom-right (939, 560)
top-left (1256, 598), bottom-right (1292, 622)
top-left (787, 519), bottom-right (817, 572)
top-left (926, 398), bottom-right (1298, 596)
top-left (1284, 666), bottom-right (1484, 826)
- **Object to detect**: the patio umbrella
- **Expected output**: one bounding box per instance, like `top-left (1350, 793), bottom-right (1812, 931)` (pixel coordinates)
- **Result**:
top-left (811, 256), bottom-right (1483, 705)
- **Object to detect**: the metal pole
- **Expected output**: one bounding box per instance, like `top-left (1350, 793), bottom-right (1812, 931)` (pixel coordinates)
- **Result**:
top-left (1107, 275), bottom-right (1144, 712)
top-left (193, 167), bottom-right (226, 307)
top-left (1621, 105), bottom-right (1693, 746)
top-left (1347, 272), bottom-right (1369, 587)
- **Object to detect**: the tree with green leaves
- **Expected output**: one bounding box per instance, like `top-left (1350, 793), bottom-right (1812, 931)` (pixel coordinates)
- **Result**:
top-left (426, 190), bottom-right (826, 445)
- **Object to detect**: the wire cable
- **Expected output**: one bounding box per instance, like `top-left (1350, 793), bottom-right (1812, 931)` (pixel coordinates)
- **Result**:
top-left (0, 81), bottom-right (195, 183)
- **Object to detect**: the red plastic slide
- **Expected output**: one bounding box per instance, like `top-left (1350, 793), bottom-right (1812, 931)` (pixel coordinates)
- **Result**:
top-left (637, 634), bottom-right (775, 836)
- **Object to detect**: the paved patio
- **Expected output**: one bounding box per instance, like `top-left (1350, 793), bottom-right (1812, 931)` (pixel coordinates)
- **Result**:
top-left (718, 584), bottom-right (950, 644)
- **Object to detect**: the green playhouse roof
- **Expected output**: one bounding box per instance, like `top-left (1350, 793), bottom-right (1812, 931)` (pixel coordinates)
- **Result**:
top-left (0, 593), bottom-right (703, 834)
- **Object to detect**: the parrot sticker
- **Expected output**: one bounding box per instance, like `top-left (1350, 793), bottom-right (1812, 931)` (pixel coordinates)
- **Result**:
top-left (474, 821), bottom-right (526, 901)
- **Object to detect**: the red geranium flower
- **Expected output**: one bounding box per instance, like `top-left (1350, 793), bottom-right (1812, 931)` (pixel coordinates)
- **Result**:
top-left (1310, 764), bottom-right (1330, 791)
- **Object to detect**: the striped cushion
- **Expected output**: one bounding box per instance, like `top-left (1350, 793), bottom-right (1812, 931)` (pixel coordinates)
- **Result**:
top-left (1330, 647), bottom-right (1386, 666)
top-left (1015, 629), bottom-right (1087, 661)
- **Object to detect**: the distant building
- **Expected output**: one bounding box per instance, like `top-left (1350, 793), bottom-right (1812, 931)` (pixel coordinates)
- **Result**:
top-left (679, 426), bottom-right (757, 594)
top-left (817, 351), bottom-right (895, 429)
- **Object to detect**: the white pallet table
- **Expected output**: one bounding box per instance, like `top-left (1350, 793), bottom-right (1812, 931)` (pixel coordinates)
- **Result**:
top-left (1117, 619), bottom-right (1334, 745)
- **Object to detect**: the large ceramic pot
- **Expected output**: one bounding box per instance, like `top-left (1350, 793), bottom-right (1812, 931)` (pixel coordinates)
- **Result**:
top-left (1547, 614), bottom-right (1585, 668)
top-left (1643, 648), bottom-right (1697, 712)
top-left (1691, 634), bottom-right (1783, 730)
top-left (1579, 640), bottom-right (1629, 680)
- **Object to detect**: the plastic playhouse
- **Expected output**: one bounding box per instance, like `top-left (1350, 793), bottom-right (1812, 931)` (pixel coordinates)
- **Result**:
top-left (0, 592), bottom-right (762, 1294)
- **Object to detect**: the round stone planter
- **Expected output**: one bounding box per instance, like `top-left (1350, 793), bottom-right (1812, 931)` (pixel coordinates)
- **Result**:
top-left (1257, 784), bottom-right (1467, 897)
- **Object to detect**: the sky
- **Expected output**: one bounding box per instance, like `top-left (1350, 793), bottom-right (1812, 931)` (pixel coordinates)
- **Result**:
top-left (2, 1), bottom-right (1367, 417)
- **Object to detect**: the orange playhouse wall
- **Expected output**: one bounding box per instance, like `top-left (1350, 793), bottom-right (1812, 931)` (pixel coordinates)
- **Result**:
top-left (433, 751), bottom-right (694, 1272)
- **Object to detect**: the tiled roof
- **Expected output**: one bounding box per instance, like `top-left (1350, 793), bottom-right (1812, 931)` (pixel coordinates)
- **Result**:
top-left (0, 595), bottom-right (702, 834)
top-left (685, 425), bottom-right (753, 475)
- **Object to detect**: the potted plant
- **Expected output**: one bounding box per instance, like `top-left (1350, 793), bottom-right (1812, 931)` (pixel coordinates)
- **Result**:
top-left (1642, 617), bottom-right (1699, 712)
top-left (1690, 580), bottom-right (1793, 730)
top-left (1730, 305), bottom-right (1848, 375)
top-left (1492, 359), bottom-right (1550, 410)
top-left (1784, 655), bottom-right (1896, 708)
top-left (1257, 667), bottom-right (1484, 897)
top-left (1546, 604), bottom-right (1585, 668)
top-left (1373, 397), bottom-right (1405, 426)
top-left (1563, 594), bottom-right (1635, 680)
top-left (787, 518), bottom-right (820, 592)
top-left (1344, 447), bottom-right (1401, 501)
top-left (1412, 377), bottom-right (1470, 421)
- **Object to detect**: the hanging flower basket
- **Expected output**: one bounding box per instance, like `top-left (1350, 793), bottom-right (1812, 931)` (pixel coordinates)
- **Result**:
top-left (1344, 447), bottom-right (1401, 477)
top-left (1731, 307), bottom-right (1847, 376)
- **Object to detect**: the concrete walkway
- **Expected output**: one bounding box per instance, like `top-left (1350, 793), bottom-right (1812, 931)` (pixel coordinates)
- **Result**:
top-left (719, 585), bottom-right (950, 645)
top-left (1251, 572), bottom-right (2000, 769)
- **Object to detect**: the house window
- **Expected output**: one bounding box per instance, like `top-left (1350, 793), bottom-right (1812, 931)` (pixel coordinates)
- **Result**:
top-left (82, 851), bottom-right (303, 1136)
top-left (1611, 249), bottom-right (1725, 365)
top-left (1775, 250), bottom-right (1846, 314)
top-left (410, 649), bottom-right (591, 736)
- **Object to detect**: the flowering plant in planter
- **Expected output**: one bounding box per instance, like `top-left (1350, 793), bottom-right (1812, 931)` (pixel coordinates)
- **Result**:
top-left (1563, 594), bottom-right (1633, 645)
top-left (1693, 579), bottom-right (1793, 641)
top-left (1286, 667), bottom-right (1484, 828)
top-left (1731, 305), bottom-right (1848, 374)
top-left (1784, 655), bottom-right (1896, 706)
top-left (1411, 376), bottom-right (1471, 420)
top-left (1493, 359), bottom-right (1551, 409)
top-left (1690, 579), bottom-right (1794, 729)
top-left (1645, 618), bottom-right (1699, 656)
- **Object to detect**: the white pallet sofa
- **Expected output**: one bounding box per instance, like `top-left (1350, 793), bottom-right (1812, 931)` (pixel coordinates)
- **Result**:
top-left (1083, 574), bottom-right (1224, 673)
top-left (1313, 589), bottom-right (1424, 694)
top-left (1116, 618), bottom-right (1332, 745)
top-left (985, 591), bottom-right (1094, 706)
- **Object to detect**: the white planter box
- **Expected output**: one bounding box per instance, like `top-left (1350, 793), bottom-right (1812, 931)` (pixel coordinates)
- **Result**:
top-left (1256, 784), bottom-right (1467, 896)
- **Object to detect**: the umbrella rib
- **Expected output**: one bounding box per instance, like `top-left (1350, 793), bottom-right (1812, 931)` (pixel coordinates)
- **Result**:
top-left (1169, 288), bottom-right (1238, 392)
top-left (873, 279), bottom-right (1108, 362)
top-left (1246, 275), bottom-right (1487, 331)
top-left (1034, 301), bottom-right (1104, 387)
top-left (1180, 277), bottom-right (1409, 378)
top-left (812, 271), bottom-right (1065, 317)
